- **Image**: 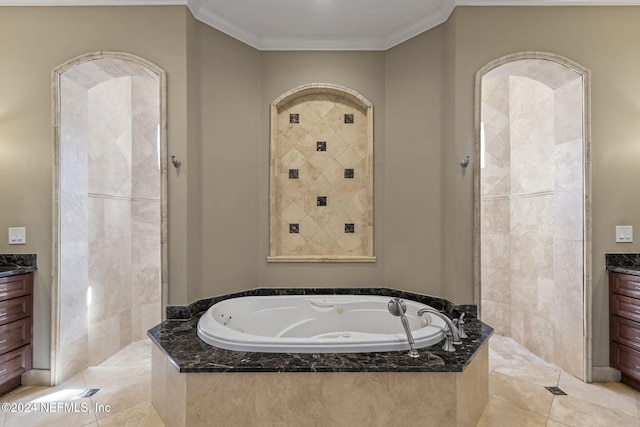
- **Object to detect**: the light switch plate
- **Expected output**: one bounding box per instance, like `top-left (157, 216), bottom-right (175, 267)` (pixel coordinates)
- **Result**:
top-left (8, 227), bottom-right (26, 245)
top-left (616, 225), bottom-right (633, 243)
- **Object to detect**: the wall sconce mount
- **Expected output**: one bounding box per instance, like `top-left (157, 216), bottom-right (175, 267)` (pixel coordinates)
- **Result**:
top-left (171, 155), bottom-right (182, 169)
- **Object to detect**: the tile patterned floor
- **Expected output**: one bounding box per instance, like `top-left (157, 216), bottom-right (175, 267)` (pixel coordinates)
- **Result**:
top-left (0, 340), bottom-right (162, 427)
top-left (479, 335), bottom-right (640, 426)
top-left (0, 335), bottom-right (638, 426)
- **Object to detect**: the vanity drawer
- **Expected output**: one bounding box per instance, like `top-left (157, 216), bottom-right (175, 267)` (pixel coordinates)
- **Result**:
top-left (610, 342), bottom-right (640, 383)
top-left (610, 272), bottom-right (640, 299)
top-left (610, 294), bottom-right (640, 323)
top-left (0, 317), bottom-right (31, 354)
top-left (610, 315), bottom-right (640, 352)
top-left (0, 295), bottom-right (32, 327)
top-left (0, 274), bottom-right (33, 301)
top-left (0, 344), bottom-right (31, 386)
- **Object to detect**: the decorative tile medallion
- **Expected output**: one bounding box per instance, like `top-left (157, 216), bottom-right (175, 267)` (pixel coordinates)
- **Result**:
top-left (344, 114), bottom-right (354, 124)
top-left (289, 224), bottom-right (299, 234)
top-left (316, 141), bottom-right (327, 152)
top-left (317, 196), bottom-right (327, 206)
top-left (289, 113), bottom-right (299, 124)
top-left (344, 168), bottom-right (354, 179)
top-left (345, 223), bottom-right (355, 233)
top-left (289, 169), bottom-right (299, 179)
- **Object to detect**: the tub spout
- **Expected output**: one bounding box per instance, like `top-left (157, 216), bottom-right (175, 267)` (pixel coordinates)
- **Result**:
top-left (417, 308), bottom-right (462, 352)
top-left (387, 298), bottom-right (420, 358)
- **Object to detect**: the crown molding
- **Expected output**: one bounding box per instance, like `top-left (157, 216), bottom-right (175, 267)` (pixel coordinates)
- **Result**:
top-left (458, 0), bottom-right (640, 4)
top-left (383, 0), bottom-right (456, 50)
top-left (0, 0), bottom-right (183, 4)
top-left (2, 0), bottom-right (640, 50)
top-left (187, 0), bottom-right (456, 51)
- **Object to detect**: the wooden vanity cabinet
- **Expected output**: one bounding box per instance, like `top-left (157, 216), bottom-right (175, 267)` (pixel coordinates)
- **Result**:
top-left (609, 271), bottom-right (640, 391)
top-left (0, 273), bottom-right (32, 395)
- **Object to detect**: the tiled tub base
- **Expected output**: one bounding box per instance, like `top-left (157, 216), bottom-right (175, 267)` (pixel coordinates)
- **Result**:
top-left (151, 343), bottom-right (489, 427)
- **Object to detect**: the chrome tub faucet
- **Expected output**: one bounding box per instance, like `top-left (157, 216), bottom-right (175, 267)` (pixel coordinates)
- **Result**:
top-left (387, 298), bottom-right (420, 358)
top-left (417, 307), bottom-right (462, 352)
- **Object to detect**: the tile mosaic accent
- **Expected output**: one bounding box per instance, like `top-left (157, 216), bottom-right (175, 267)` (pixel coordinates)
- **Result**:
top-left (269, 84), bottom-right (375, 262)
top-left (289, 113), bottom-right (299, 124)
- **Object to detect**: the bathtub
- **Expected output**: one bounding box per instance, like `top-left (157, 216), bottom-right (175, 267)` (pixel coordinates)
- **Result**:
top-left (197, 294), bottom-right (448, 353)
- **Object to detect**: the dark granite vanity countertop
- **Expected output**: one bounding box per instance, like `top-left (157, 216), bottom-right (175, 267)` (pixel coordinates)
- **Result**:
top-left (148, 288), bottom-right (493, 374)
top-left (0, 254), bottom-right (37, 278)
top-left (606, 253), bottom-right (640, 276)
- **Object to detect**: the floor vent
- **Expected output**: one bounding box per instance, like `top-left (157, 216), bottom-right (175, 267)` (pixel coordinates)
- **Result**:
top-left (544, 386), bottom-right (567, 395)
top-left (78, 389), bottom-right (100, 398)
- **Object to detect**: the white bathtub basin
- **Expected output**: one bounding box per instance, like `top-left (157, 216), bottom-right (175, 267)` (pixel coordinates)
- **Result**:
top-left (197, 294), bottom-right (448, 353)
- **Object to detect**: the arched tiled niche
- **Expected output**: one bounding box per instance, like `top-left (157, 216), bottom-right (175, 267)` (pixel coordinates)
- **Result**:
top-left (268, 84), bottom-right (375, 262)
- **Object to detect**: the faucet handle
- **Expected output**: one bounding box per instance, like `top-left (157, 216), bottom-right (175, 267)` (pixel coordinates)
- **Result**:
top-left (441, 327), bottom-right (456, 352)
top-left (455, 313), bottom-right (468, 339)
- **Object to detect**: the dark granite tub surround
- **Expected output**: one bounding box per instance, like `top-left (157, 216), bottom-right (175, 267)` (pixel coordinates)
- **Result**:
top-left (0, 254), bottom-right (37, 278)
top-left (149, 288), bottom-right (492, 374)
top-left (165, 287), bottom-right (478, 320)
top-left (606, 253), bottom-right (640, 275)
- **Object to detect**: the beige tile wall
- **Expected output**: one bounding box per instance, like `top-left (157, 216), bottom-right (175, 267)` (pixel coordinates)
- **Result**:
top-left (480, 64), bottom-right (585, 379)
top-left (269, 85), bottom-right (375, 262)
top-left (152, 343), bottom-right (489, 427)
top-left (58, 59), bottom-right (161, 380)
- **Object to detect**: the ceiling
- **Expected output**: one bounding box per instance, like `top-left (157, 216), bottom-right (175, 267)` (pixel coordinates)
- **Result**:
top-left (4, 0), bottom-right (639, 50)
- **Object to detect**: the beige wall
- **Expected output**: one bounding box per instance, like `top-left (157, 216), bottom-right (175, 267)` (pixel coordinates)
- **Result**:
top-left (385, 27), bottom-right (446, 297)
top-left (188, 20), bottom-right (261, 302)
top-left (0, 6), bottom-right (189, 369)
top-left (443, 5), bottom-right (640, 369)
top-left (2, 5), bottom-right (639, 372)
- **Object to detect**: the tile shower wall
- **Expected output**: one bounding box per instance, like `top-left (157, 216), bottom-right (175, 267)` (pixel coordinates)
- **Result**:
top-left (481, 73), bottom-right (584, 379)
top-left (59, 62), bottom-right (160, 381)
top-left (59, 75), bottom-right (91, 382)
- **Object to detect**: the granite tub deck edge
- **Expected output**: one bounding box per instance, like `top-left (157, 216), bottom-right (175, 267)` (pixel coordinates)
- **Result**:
top-left (148, 288), bottom-right (493, 374)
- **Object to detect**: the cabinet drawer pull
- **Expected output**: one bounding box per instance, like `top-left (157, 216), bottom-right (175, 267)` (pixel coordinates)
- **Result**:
top-left (0, 369), bottom-right (5, 373)
top-left (0, 313), bottom-right (6, 317)
top-left (0, 288), bottom-right (6, 292)
top-left (0, 339), bottom-right (6, 344)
